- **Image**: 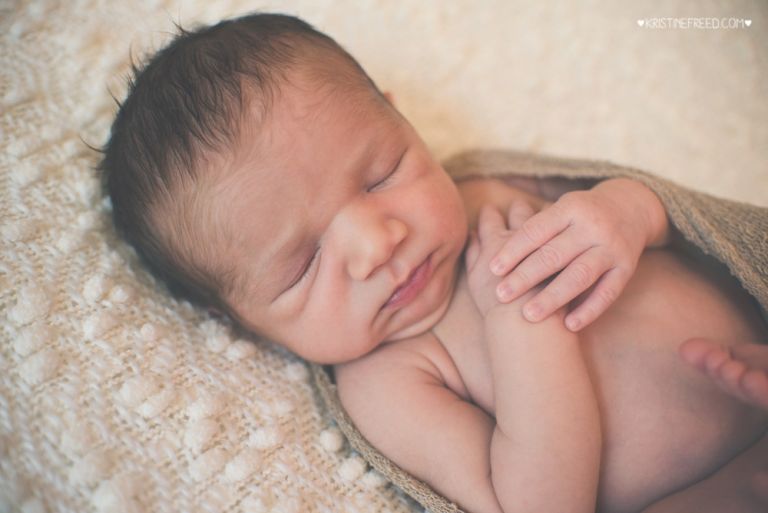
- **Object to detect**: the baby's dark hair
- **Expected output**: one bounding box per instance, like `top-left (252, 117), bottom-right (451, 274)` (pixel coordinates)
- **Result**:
top-left (99, 12), bottom-right (381, 319)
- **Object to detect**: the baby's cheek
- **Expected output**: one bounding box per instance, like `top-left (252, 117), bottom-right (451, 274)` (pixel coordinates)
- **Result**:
top-left (428, 182), bottom-right (467, 238)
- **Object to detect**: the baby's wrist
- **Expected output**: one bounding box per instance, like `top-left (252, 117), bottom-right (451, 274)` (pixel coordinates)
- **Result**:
top-left (483, 302), bottom-right (525, 326)
top-left (595, 178), bottom-right (670, 248)
top-left (633, 180), bottom-right (670, 248)
top-left (483, 292), bottom-right (566, 330)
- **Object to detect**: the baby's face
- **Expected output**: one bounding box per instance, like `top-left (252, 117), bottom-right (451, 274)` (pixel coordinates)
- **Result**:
top-left (217, 76), bottom-right (468, 364)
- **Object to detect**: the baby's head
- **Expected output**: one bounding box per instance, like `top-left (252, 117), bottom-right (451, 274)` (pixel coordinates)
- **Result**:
top-left (101, 13), bottom-right (468, 363)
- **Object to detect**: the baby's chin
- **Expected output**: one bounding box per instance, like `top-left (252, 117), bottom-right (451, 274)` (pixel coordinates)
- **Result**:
top-left (382, 252), bottom-right (461, 343)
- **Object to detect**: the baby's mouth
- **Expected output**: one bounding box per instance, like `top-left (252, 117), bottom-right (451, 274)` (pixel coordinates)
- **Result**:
top-left (383, 255), bottom-right (432, 309)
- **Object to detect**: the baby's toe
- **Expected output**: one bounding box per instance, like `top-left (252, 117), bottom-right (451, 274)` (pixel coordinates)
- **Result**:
top-left (742, 369), bottom-right (768, 410)
top-left (717, 359), bottom-right (749, 402)
top-left (703, 346), bottom-right (731, 375)
top-left (731, 343), bottom-right (768, 369)
top-left (679, 338), bottom-right (718, 369)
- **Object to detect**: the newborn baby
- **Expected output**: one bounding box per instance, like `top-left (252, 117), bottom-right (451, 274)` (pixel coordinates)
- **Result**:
top-left (100, 12), bottom-right (768, 513)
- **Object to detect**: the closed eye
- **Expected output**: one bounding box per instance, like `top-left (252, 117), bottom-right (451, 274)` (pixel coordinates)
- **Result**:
top-left (287, 247), bottom-right (320, 290)
top-left (367, 149), bottom-right (406, 192)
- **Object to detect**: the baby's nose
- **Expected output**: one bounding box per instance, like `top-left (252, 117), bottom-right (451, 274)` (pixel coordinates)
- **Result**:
top-left (345, 217), bottom-right (407, 281)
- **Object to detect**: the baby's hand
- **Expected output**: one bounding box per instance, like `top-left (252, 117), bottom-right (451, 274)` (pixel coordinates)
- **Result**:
top-left (488, 179), bottom-right (668, 331)
top-left (465, 202), bottom-right (538, 317)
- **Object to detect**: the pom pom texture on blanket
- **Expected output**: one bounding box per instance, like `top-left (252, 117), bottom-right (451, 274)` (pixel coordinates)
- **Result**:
top-left (1, 1), bottom-right (766, 512)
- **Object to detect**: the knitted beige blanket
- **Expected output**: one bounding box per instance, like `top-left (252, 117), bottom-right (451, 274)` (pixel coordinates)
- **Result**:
top-left (312, 149), bottom-right (768, 513)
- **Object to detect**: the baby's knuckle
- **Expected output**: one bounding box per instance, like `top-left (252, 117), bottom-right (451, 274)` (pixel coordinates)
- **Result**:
top-left (513, 266), bottom-right (534, 289)
top-left (596, 286), bottom-right (618, 307)
top-left (584, 211), bottom-right (607, 233)
top-left (558, 190), bottom-right (581, 205)
top-left (520, 219), bottom-right (545, 244)
top-left (560, 190), bottom-right (589, 208)
top-left (511, 198), bottom-right (535, 215)
top-left (536, 244), bottom-right (562, 270)
top-left (569, 261), bottom-right (594, 290)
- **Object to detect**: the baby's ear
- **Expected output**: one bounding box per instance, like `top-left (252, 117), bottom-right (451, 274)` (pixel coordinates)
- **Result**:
top-left (382, 91), bottom-right (395, 106)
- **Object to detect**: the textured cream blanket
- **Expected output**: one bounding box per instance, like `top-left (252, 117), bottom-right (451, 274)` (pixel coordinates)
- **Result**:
top-left (1, 1), bottom-right (766, 512)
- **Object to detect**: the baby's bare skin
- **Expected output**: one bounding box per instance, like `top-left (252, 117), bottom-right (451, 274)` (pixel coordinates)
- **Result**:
top-left (337, 178), bottom-right (768, 513)
top-left (681, 338), bottom-right (768, 410)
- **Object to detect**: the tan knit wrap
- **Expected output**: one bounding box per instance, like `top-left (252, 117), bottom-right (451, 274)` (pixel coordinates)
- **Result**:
top-left (312, 149), bottom-right (768, 513)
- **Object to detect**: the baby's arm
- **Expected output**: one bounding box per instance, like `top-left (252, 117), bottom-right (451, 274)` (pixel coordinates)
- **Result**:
top-left (484, 296), bottom-right (602, 512)
top-left (335, 315), bottom-right (599, 513)
top-left (466, 205), bottom-right (602, 512)
top-left (335, 344), bottom-right (505, 513)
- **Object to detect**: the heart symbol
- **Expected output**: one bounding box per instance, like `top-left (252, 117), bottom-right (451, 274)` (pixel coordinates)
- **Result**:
top-left (637, 19), bottom-right (645, 27)
top-left (745, 19), bottom-right (752, 27)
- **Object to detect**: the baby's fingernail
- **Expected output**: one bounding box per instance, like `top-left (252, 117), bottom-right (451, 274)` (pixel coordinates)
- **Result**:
top-left (523, 303), bottom-right (541, 321)
top-left (497, 284), bottom-right (513, 301)
top-left (490, 259), bottom-right (504, 275)
top-left (566, 316), bottom-right (581, 331)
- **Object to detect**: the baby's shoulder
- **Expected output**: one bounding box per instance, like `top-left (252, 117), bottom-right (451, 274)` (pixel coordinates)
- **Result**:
top-left (335, 332), bottom-right (444, 388)
top-left (334, 331), bottom-right (468, 407)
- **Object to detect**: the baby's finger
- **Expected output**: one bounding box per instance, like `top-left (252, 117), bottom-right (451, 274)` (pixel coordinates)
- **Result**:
top-left (519, 249), bottom-right (611, 321)
top-left (490, 205), bottom-right (570, 276)
top-left (464, 231), bottom-right (481, 270)
top-left (506, 200), bottom-right (536, 231)
top-left (564, 266), bottom-right (630, 331)
top-left (495, 229), bottom-right (586, 303)
top-left (477, 205), bottom-right (507, 243)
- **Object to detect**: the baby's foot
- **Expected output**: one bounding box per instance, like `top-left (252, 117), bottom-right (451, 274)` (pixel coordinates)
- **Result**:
top-left (679, 338), bottom-right (768, 410)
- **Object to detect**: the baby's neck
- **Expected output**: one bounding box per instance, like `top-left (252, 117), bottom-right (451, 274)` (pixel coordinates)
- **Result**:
top-left (430, 265), bottom-right (486, 358)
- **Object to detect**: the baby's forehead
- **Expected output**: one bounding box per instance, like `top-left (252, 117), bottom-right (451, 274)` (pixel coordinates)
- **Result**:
top-left (218, 78), bottom-right (394, 204)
